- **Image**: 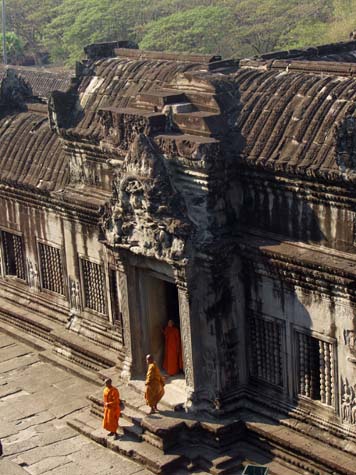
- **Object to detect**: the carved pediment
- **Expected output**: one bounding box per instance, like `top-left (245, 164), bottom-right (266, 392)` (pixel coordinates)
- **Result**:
top-left (100, 133), bottom-right (192, 262)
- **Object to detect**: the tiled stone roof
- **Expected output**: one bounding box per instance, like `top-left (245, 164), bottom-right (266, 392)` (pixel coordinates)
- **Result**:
top-left (0, 65), bottom-right (73, 99)
top-left (0, 112), bottom-right (69, 193)
top-left (233, 66), bottom-right (356, 182)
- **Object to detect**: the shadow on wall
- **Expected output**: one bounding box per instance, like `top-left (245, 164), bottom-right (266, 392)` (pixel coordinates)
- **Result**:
top-left (237, 188), bottom-right (351, 469)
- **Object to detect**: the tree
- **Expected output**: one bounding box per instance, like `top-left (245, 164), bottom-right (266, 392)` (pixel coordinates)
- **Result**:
top-left (0, 32), bottom-right (24, 64)
top-left (139, 6), bottom-right (236, 57)
top-left (6, 0), bottom-right (61, 64)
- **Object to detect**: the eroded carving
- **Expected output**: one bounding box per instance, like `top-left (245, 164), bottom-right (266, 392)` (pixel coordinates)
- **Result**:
top-left (341, 377), bottom-right (356, 424)
top-left (69, 278), bottom-right (81, 313)
top-left (27, 258), bottom-right (39, 289)
top-left (100, 133), bottom-right (192, 263)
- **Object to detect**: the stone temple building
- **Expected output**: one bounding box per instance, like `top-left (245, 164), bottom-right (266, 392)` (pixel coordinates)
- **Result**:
top-left (2, 39), bottom-right (356, 473)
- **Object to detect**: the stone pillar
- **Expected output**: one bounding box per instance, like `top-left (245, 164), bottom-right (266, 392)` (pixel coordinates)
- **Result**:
top-left (174, 265), bottom-right (209, 411)
top-left (116, 253), bottom-right (133, 381)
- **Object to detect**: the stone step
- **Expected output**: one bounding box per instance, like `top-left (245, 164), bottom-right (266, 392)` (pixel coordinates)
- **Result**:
top-left (68, 411), bottom-right (188, 474)
top-left (184, 91), bottom-right (221, 113)
top-left (190, 450), bottom-right (243, 475)
top-left (88, 386), bottom-right (191, 452)
top-left (237, 440), bottom-right (325, 475)
top-left (0, 311), bottom-right (52, 351)
top-left (39, 349), bottom-right (102, 386)
top-left (136, 89), bottom-right (188, 110)
top-left (244, 413), bottom-right (356, 475)
top-left (172, 111), bottom-right (223, 137)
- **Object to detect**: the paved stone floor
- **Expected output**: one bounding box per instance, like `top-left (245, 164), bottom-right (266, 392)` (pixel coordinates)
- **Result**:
top-left (0, 332), bottom-right (153, 475)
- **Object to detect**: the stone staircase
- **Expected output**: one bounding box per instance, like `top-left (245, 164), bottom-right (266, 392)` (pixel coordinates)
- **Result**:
top-left (0, 281), bottom-right (124, 382)
top-left (67, 374), bottom-right (356, 475)
top-left (68, 380), bottom-right (246, 475)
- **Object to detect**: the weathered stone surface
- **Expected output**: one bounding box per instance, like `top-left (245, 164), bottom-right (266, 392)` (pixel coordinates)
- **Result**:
top-left (4, 38), bottom-right (356, 475)
top-left (0, 336), bottom-right (155, 475)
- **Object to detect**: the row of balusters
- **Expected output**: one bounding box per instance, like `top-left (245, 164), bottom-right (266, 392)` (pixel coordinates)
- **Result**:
top-left (250, 316), bottom-right (334, 407)
top-left (298, 332), bottom-right (334, 406)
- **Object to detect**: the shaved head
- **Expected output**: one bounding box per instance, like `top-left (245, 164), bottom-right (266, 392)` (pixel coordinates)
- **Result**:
top-left (146, 354), bottom-right (153, 364)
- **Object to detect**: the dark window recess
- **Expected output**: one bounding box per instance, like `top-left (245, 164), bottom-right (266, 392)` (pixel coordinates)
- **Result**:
top-left (2, 231), bottom-right (26, 280)
top-left (81, 258), bottom-right (106, 315)
top-left (38, 243), bottom-right (65, 295)
top-left (249, 315), bottom-right (283, 387)
top-left (109, 269), bottom-right (124, 344)
top-left (297, 332), bottom-right (334, 406)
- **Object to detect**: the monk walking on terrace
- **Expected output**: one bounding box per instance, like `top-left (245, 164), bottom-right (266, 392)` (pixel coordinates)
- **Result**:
top-left (103, 378), bottom-right (120, 439)
top-left (145, 354), bottom-right (165, 414)
top-left (163, 319), bottom-right (183, 376)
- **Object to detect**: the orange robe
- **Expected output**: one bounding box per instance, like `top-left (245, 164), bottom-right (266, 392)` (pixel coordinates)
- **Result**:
top-left (103, 386), bottom-right (120, 432)
top-left (163, 326), bottom-right (183, 376)
top-left (145, 362), bottom-right (165, 408)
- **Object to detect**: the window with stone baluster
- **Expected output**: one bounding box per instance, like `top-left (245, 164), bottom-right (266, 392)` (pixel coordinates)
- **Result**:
top-left (0, 230), bottom-right (26, 280)
top-left (38, 242), bottom-right (65, 295)
top-left (296, 331), bottom-right (335, 407)
top-left (79, 257), bottom-right (107, 316)
top-left (249, 314), bottom-right (284, 387)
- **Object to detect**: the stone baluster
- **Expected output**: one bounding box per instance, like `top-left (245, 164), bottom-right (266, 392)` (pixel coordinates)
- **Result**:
top-left (250, 317), bottom-right (257, 376)
top-left (324, 342), bottom-right (331, 406)
top-left (275, 323), bottom-right (282, 386)
top-left (255, 318), bottom-right (263, 379)
top-left (298, 332), bottom-right (305, 396)
top-left (330, 345), bottom-right (335, 407)
top-left (265, 322), bottom-right (274, 383)
top-left (319, 340), bottom-right (326, 404)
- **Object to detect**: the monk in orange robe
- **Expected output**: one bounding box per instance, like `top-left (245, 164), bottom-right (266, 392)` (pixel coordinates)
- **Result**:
top-left (163, 320), bottom-right (183, 376)
top-left (145, 354), bottom-right (165, 414)
top-left (102, 378), bottom-right (120, 439)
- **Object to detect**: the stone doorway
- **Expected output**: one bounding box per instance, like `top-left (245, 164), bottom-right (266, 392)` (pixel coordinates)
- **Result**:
top-left (130, 266), bottom-right (186, 407)
top-left (141, 270), bottom-right (179, 369)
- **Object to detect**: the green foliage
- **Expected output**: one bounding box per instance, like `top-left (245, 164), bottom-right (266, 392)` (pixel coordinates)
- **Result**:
top-left (6, 0), bottom-right (61, 64)
top-left (0, 32), bottom-right (24, 63)
top-left (4, 0), bottom-right (356, 66)
top-left (139, 6), bottom-right (235, 56)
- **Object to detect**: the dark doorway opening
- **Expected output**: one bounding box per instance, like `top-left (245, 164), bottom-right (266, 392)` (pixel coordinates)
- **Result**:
top-left (164, 281), bottom-right (180, 329)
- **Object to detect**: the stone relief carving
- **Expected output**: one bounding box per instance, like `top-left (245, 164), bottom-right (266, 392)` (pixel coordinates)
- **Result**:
top-left (69, 278), bottom-right (81, 314)
top-left (69, 155), bottom-right (100, 186)
top-left (344, 330), bottom-right (356, 352)
top-left (100, 133), bottom-right (192, 263)
top-left (341, 377), bottom-right (356, 424)
top-left (27, 258), bottom-right (39, 289)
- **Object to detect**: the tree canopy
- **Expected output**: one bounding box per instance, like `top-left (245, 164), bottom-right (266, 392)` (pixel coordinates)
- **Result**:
top-left (0, 0), bottom-right (355, 66)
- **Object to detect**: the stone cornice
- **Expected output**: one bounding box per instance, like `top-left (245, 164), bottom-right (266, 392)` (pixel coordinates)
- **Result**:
top-left (0, 185), bottom-right (99, 226)
top-left (237, 167), bottom-right (356, 208)
top-left (238, 233), bottom-right (356, 300)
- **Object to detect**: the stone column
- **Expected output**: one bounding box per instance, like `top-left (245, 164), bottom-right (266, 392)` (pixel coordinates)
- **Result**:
top-left (116, 253), bottom-right (133, 381)
top-left (174, 265), bottom-right (204, 411)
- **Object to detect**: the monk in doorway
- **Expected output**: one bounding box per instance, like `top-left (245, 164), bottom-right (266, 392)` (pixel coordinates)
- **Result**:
top-left (145, 354), bottom-right (165, 414)
top-left (163, 320), bottom-right (183, 376)
top-left (102, 378), bottom-right (120, 439)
